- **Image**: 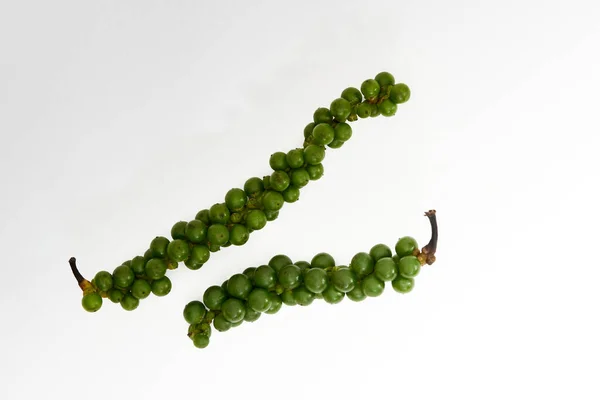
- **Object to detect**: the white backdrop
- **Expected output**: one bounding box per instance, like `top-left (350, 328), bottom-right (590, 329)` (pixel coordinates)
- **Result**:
top-left (1, 1), bottom-right (599, 399)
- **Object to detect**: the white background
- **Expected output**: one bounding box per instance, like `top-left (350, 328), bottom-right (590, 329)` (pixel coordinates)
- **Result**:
top-left (1, 1), bottom-right (599, 399)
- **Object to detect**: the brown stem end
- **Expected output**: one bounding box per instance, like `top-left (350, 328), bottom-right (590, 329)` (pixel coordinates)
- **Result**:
top-left (419, 210), bottom-right (438, 265)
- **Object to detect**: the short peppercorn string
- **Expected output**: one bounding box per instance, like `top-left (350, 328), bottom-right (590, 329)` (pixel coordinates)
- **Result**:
top-left (70, 71), bottom-right (412, 313)
top-left (185, 211), bottom-right (438, 349)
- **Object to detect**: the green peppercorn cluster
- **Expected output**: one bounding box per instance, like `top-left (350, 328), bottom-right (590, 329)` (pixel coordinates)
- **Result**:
top-left (185, 235), bottom-right (422, 349)
top-left (78, 72), bottom-right (411, 313)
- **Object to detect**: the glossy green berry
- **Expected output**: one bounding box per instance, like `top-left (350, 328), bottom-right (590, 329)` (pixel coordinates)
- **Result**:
top-left (334, 122), bottom-right (352, 142)
top-left (262, 191), bottom-right (284, 211)
top-left (229, 224), bottom-right (249, 246)
top-left (369, 244), bottom-right (392, 261)
top-left (131, 279), bottom-right (151, 299)
top-left (304, 267), bottom-right (328, 293)
top-left (282, 185), bottom-right (300, 203)
top-left (270, 171), bottom-right (290, 192)
top-left (82, 293), bottom-right (102, 312)
top-left (331, 267), bottom-right (356, 293)
top-left (327, 139), bottom-right (344, 149)
top-left (226, 273), bottom-right (253, 300)
top-left (398, 256), bottom-right (421, 278)
top-left (207, 224), bottom-right (229, 246)
top-left (322, 284), bottom-right (344, 304)
top-left (341, 87), bottom-right (363, 105)
top-left (171, 221), bottom-right (187, 240)
top-left (356, 102), bottom-right (371, 118)
top-left (311, 123), bottom-right (335, 146)
top-left (107, 288), bottom-right (124, 303)
top-left (130, 256), bottom-right (146, 276)
top-left (346, 284), bottom-right (367, 302)
top-left (167, 239), bottom-right (189, 262)
top-left (392, 276), bottom-right (414, 293)
top-left (183, 301), bottom-right (207, 324)
top-left (304, 145), bottom-right (326, 165)
top-left (188, 244), bottom-right (210, 266)
top-left (248, 288), bottom-right (271, 312)
top-left (213, 313), bottom-right (232, 332)
top-left (281, 290), bottom-right (296, 306)
top-left (330, 98), bottom-right (352, 122)
top-left (375, 71), bottom-right (395, 87)
top-left (203, 285), bottom-right (227, 310)
top-left (93, 271), bottom-right (113, 292)
top-left (311, 252), bottom-right (335, 269)
top-left (268, 255), bottom-right (293, 273)
top-left (374, 257), bottom-right (398, 281)
top-left (225, 188), bottom-right (247, 211)
top-left (264, 210), bottom-right (279, 221)
top-left (269, 152), bottom-right (289, 171)
top-left (350, 252), bottom-right (375, 278)
top-left (313, 107), bottom-right (333, 124)
top-left (304, 122), bottom-right (316, 139)
top-left (182, 219), bottom-right (208, 243)
top-left (150, 236), bottom-right (169, 258)
top-left (253, 265), bottom-right (277, 289)
top-left (293, 286), bottom-right (315, 306)
top-left (243, 267), bottom-right (256, 280)
top-left (113, 265), bottom-right (135, 288)
top-left (290, 169), bottom-right (310, 188)
top-left (151, 276), bottom-right (172, 296)
top-left (221, 298), bottom-right (246, 323)
top-left (368, 103), bottom-right (380, 117)
top-left (389, 83), bottom-right (410, 104)
top-left (278, 264), bottom-right (302, 289)
top-left (265, 293), bottom-right (282, 314)
top-left (246, 209), bottom-right (267, 230)
top-left (286, 148), bottom-right (305, 169)
top-left (395, 236), bottom-right (418, 258)
top-left (195, 209), bottom-right (210, 224)
top-left (193, 334), bottom-right (210, 349)
top-left (360, 79), bottom-right (380, 100)
top-left (295, 261), bottom-right (311, 271)
top-left (378, 99), bottom-right (397, 117)
top-left (120, 293), bottom-right (140, 311)
top-left (306, 164), bottom-right (324, 180)
top-left (244, 306), bottom-right (261, 322)
top-left (244, 177), bottom-right (264, 197)
top-left (209, 203), bottom-right (230, 224)
top-left (362, 274), bottom-right (385, 297)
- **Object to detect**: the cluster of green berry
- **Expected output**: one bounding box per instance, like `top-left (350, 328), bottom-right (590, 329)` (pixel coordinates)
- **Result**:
top-left (185, 210), bottom-right (438, 349)
top-left (74, 72), bottom-right (411, 313)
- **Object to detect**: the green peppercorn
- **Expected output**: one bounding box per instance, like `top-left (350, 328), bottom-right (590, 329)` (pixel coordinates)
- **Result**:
top-left (270, 170), bottom-right (291, 192)
top-left (290, 168), bottom-right (310, 188)
top-left (350, 252), bottom-right (375, 278)
top-left (150, 236), bottom-right (169, 258)
top-left (120, 293), bottom-right (140, 311)
top-left (262, 191), bottom-right (284, 211)
top-left (331, 267), bottom-right (356, 292)
top-left (203, 285), bottom-right (228, 310)
top-left (207, 224), bottom-right (229, 246)
top-left (130, 256), bottom-right (146, 276)
top-left (369, 244), bottom-right (392, 261)
top-left (341, 87), bottom-right (363, 105)
top-left (183, 301), bottom-right (207, 324)
top-left (82, 293), bottom-right (102, 312)
top-left (167, 239), bottom-right (190, 262)
top-left (313, 107), bottom-right (333, 124)
top-left (282, 185), bottom-right (300, 203)
top-left (286, 148), bottom-right (305, 169)
top-left (334, 122), bottom-right (352, 142)
top-left (209, 203), bottom-right (230, 224)
top-left (225, 188), bottom-right (247, 212)
top-left (244, 177), bottom-right (264, 197)
top-left (392, 276), bottom-right (414, 294)
top-left (375, 71), bottom-right (395, 87)
top-left (389, 83), bottom-right (410, 104)
top-left (145, 259), bottom-right (167, 280)
top-left (362, 274), bottom-right (384, 297)
top-left (278, 264), bottom-right (302, 289)
top-left (346, 284), bottom-right (367, 302)
top-left (221, 298), bottom-right (246, 323)
top-left (113, 265), bottom-right (135, 288)
top-left (93, 271), bottom-right (113, 292)
top-left (253, 265), bottom-right (277, 289)
top-left (311, 123), bottom-right (335, 146)
top-left (185, 220), bottom-right (207, 243)
top-left (374, 257), bottom-right (398, 281)
top-left (304, 145), bottom-right (326, 165)
top-left (304, 267), bottom-right (328, 294)
top-left (395, 236), bottom-right (418, 258)
top-left (360, 79), bottom-right (380, 100)
top-left (378, 99), bottom-right (397, 117)
top-left (245, 209), bottom-right (267, 230)
top-left (171, 221), bottom-right (187, 240)
top-left (269, 152), bottom-right (289, 171)
top-left (330, 98), bottom-right (352, 122)
top-left (398, 256), bottom-right (421, 278)
top-left (131, 279), bottom-right (152, 299)
top-left (229, 224), bottom-right (249, 246)
top-left (306, 164), bottom-right (324, 180)
top-left (322, 284), bottom-right (344, 304)
top-left (226, 273), bottom-right (253, 300)
top-left (311, 252), bottom-right (335, 269)
top-left (151, 276), bottom-right (172, 296)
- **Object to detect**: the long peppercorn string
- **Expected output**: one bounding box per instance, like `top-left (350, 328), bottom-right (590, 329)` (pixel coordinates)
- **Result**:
top-left (70, 72), bottom-right (412, 313)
